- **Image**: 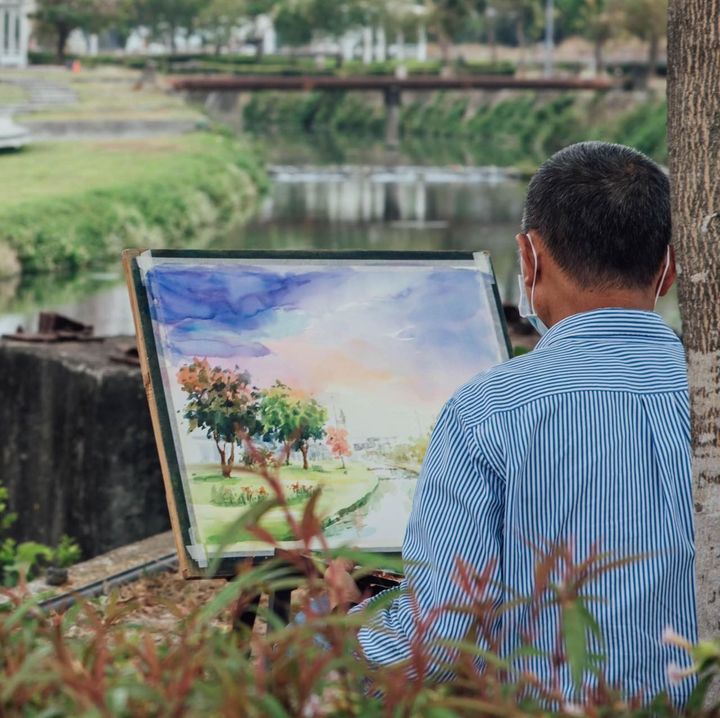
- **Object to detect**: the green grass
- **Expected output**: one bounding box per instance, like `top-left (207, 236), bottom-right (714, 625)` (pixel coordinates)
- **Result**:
top-left (0, 81), bottom-right (25, 106)
top-left (0, 131), bottom-right (267, 275)
top-left (0, 135), bottom-right (210, 208)
top-left (188, 461), bottom-right (379, 548)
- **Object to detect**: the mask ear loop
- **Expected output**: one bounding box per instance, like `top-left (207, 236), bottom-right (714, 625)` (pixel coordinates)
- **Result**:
top-left (526, 233), bottom-right (540, 315)
top-left (654, 246), bottom-right (671, 309)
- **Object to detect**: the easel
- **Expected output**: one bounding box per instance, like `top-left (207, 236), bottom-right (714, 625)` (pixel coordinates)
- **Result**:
top-left (231, 549), bottom-right (402, 631)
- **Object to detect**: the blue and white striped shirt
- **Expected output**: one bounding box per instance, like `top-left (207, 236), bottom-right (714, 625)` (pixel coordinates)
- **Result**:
top-left (355, 308), bottom-right (697, 705)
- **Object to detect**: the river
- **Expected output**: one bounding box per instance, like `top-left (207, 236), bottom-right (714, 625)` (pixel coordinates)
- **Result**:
top-left (0, 132), bottom-right (680, 335)
top-left (324, 466), bottom-right (418, 550)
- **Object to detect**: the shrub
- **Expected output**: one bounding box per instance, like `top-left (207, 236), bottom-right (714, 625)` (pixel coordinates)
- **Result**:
top-left (0, 484), bottom-right (81, 586)
top-left (1, 457), bottom-right (717, 716)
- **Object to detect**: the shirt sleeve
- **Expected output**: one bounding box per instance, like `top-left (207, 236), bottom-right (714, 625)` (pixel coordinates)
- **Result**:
top-left (351, 397), bottom-right (505, 676)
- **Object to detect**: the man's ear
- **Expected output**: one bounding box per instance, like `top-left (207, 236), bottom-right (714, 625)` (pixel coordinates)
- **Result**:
top-left (657, 245), bottom-right (677, 298)
top-left (516, 232), bottom-right (538, 289)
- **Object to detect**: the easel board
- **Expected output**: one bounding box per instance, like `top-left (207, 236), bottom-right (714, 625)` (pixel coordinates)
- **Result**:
top-left (123, 249), bottom-right (511, 578)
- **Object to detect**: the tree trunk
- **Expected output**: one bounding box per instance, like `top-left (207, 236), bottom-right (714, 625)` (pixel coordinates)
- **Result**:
top-left (516, 19), bottom-right (527, 74)
top-left (340, 455), bottom-right (346, 470)
top-left (648, 32), bottom-right (660, 81)
top-left (439, 34), bottom-right (451, 66)
top-left (215, 437), bottom-right (232, 478)
top-left (300, 442), bottom-right (309, 470)
top-left (284, 442), bottom-right (292, 466)
top-left (667, 0), bottom-right (720, 651)
top-left (55, 24), bottom-right (70, 64)
top-left (594, 37), bottom-right (605, 76)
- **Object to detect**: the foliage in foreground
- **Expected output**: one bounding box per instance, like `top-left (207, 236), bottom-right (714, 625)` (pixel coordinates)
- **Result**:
top-left (0, 484), bottom-right (81, 587)
top-left (1, 450), bottom-right (718, 717)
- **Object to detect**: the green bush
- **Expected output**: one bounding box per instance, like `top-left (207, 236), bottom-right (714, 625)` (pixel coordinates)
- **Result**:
top-left (244, 90), bottom-right (668, 167)
top-left (0, 484), bottom-right (81, 586)
top-left (0, 460), bottom-right (718, 716)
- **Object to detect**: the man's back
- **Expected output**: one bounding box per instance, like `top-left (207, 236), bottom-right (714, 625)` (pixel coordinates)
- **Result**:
top-left (356, 309), bottom-right (697, 705)
top-left (457, 308), bottom-right (697, 703)
top-left (350, 143), bottom-right (697, 707)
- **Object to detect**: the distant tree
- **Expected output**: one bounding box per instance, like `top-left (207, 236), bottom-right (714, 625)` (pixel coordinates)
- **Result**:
top-left (197, 0), bottom-right (248, 54)
top-left (609, 0), bottom-right (667, 80)
top-left (275, 3), bottom-right (314, 48)
top-left (33, 0), bottom-right (124, 63)
top-left (131, 0), bottom-right (203, 51)
top-left (326, 426), bottom-right (352, 470)
top-left (494, 0), bottom-right (540, 71)
top-left (259, 382), bottom-right (328, 470)
top-left (577, 0), bottom-right (616, 74)
top-left (177, 359), bottom-right (259, 478)
top-left (427, 0), bottom-right (478, 65)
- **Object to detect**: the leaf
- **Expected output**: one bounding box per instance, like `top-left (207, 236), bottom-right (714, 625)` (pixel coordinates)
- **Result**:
top-left (562, 602), bottom-right (589, 692)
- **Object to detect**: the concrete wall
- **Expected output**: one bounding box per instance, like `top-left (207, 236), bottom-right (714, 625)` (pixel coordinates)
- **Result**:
top-left (0, 337), bottom-right (170, 557)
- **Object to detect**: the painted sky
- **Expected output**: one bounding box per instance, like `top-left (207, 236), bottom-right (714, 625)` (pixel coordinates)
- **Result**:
top-left (144, 259), bottom-right (504, 446)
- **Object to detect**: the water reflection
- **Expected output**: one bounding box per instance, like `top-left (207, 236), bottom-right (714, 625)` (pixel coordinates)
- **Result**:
top-left (0, 137), bottom-right (680, 335)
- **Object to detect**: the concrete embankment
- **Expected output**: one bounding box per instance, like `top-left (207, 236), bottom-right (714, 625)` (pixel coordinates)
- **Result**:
top-left (0, 336), bottom-right (169, 557)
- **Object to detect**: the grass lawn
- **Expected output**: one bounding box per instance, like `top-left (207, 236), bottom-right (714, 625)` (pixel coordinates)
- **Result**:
top-left (0, 81), bottom-right (25, 106)
top-left (0, 133), bottom-right (225, 208)
top-left (187, 461), bottom-right (379, 549)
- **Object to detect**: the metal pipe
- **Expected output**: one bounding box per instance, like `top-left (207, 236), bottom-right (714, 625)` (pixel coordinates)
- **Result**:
top-left (38, 552), bottom-right (178, 613)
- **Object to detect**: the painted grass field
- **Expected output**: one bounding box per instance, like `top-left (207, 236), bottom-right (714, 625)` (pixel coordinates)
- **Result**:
top-left (187, 461), bottom-right (379, 549)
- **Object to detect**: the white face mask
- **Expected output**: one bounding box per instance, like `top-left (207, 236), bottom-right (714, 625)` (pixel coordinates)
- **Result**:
top-left (517, 233), bottom-right (549, 336)
top-left (654, 246), bottom-right (671, 310)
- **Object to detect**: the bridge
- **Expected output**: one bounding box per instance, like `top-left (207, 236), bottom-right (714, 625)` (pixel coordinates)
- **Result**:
top-left (171, 74), bottom-right (615, 147)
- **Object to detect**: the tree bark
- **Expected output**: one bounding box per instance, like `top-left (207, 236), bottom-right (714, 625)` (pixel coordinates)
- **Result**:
top-left (648, 32), bottom-right (660, 80)
top-left (594, 37), bottom-right (605, 76)
top-left (667, 0), bottom-right (720, 648)
top-left (516, 19), bottom-right (527, 74)
top-left (300, 441), bottom-right (309, 470)
top-left (55, 24), bottom-right (70, 64)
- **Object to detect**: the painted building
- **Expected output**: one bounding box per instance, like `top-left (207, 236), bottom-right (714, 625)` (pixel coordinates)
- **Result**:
top-left (0, 0), bottom-right (30, 67)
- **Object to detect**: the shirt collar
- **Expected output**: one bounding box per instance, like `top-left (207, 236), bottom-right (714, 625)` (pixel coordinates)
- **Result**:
top-left (535, 308), bottom-right (680, 350)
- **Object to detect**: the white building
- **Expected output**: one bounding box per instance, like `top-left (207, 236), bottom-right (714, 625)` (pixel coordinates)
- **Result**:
top-left (0, 0), bottom-right (30, 67)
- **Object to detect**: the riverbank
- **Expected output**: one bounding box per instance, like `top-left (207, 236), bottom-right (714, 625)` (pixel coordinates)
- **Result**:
top-left (243, 89), bottom-right (667, 168)
top-left (0, 67), bottom-right (267, 277)
top-left (0, 131), bottom-right (266, 276)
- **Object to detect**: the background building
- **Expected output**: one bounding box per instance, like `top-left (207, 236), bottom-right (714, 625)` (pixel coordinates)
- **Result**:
top-left (0, 0), bottom-right (30, 67)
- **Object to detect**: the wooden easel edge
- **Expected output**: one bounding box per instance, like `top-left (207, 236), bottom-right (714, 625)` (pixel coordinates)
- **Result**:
top-left (121, 248), bottom-right (198, 579)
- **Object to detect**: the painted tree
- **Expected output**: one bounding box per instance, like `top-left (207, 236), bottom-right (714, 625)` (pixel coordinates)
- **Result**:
top-left (176, 359), bottom-right (259, 478)
top-left (326, 426), bottom-right (352, 470)
top-left (667, 0), bottom-right (720, 646)
top-left (294, 398), bottom-right (329, 470)
top-left (260, 382), bottom-right (328, 469)
top-left (259, 382), bottom-right (298, 466)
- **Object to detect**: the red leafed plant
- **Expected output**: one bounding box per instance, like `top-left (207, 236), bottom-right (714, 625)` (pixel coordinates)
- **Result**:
top-left (1, 445), bottom-right (718, 717)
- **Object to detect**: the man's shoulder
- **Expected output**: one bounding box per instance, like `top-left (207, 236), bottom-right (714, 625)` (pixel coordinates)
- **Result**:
top-left (451, 348), bottom-right (554, 424)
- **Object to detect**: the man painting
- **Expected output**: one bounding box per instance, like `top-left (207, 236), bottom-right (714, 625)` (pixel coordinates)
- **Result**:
top-left (327, 142), bottom-right (697, 706)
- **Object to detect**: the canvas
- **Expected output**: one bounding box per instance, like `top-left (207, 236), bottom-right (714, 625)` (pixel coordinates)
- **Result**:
top-left (124, 250), bottom-right (511, 577)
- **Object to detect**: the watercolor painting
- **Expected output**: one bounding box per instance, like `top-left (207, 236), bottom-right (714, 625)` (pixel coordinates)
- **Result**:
top-left (136, 254), bottom-right (509, 562)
